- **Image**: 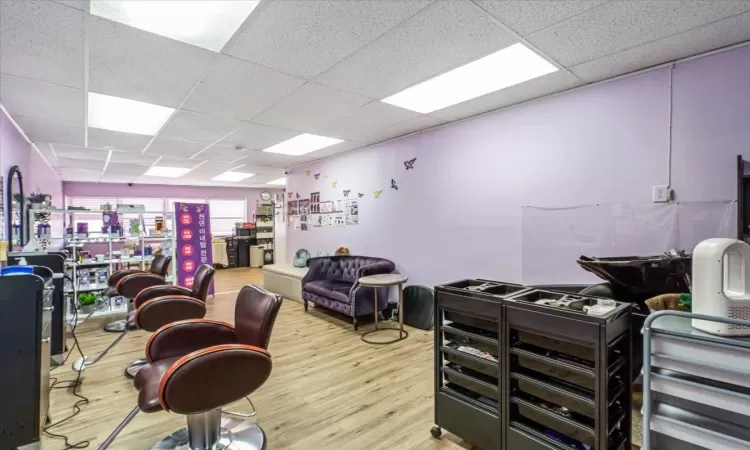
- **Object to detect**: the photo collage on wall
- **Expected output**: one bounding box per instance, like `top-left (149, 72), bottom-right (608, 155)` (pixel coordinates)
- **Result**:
top-left (288, 190), bottom-right (355, 231)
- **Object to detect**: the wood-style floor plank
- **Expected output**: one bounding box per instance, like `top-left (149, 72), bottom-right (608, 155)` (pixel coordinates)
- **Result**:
top-left (44, 268), bottom-right (468, 450)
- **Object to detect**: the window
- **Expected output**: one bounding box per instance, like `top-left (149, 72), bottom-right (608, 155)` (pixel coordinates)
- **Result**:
top-left (65, 196), bottom-right (118, 235)
top-left (208, 199), bottom-right (246, 236)
top-left (120, 197), bottom-right (166, 234)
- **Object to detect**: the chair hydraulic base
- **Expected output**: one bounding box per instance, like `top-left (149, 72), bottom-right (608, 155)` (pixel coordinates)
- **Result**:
top-left (104, 319), bottom-right (128, 332)
top-left (151, 411), bottom-right (266, 450)
top-left (124, 358), bottom-right (148, 379)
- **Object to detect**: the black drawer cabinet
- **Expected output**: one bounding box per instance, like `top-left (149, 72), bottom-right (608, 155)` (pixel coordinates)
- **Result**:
top-left (436, 392), bottom-right (500, 450)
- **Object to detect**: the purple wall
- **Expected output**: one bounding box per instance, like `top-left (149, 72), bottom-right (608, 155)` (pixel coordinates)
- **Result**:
top-left (0, 107), bottom-right (31, 189)
top-left (63, 182), bottom-right (282, 217)
top-left (287, 45), bottom-right (750, 287)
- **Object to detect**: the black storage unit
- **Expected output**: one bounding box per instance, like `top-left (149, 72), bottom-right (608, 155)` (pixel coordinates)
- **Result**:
top-left (433, 279), bottom-right (527, 450)
top-left (225, 238), bottom-right (239, 268)
top-left (505, 289), bottom-right (632, 450)
top-left (0, 268), bottom-right (53, 450)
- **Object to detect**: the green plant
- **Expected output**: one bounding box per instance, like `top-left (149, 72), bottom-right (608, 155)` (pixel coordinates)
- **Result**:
top-left (27, 192), bottom-right (48, 203)
top-left (78, 293), bottom-right (98, 306)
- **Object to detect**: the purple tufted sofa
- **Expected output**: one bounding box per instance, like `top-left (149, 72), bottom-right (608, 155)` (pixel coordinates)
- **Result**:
top-left (301, 255), bottom-right (396, 330)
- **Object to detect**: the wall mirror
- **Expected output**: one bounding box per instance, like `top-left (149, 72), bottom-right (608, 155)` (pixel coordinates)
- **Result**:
top-left (7, 166), bottom-right (25, 249)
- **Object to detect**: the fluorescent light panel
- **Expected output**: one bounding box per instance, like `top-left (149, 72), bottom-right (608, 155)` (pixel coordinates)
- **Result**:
top-left (90, 0), bottom-right (260, 52)
top-left (212, 171), bottom-right (254, 182)
top-left (267, 177), bottom-right (286, 185)
top-left (144, 166), bottom-right (192, 178)
top-left (382, 43), bottom-right (558, 114)
top-left (88, 92), bottom-right (174, 136)
top-left (263, 134), bottom-right (343, 156)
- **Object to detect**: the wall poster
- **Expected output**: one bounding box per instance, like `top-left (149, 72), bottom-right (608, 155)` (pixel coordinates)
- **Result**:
top-left (312, 214), bottom-right (323, 227)
top-left (175, 202), bottom-right (214, 294)
top-left (345, 199), bottom-right (359, 225)
top-left (320, 201), bottom-right (333, 213)
top-left (299, 199), bottom-right (310, 215)
top-left (287, 200), bottom-right (299, 215)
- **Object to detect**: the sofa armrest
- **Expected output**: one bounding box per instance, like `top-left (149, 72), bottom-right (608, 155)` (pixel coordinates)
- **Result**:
top-left (135, 296), bottom-right (207, 332)
top-left (135, 285), bottom-right (193, 308)
top-left (146, 319), bottom-right (237, 363)
top-left (302, 257), bottom-right (327, 284)
top-left (358, 260), bottom-right (396, 278)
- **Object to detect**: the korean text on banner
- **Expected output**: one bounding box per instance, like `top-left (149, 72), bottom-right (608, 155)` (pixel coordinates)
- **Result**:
top-left (175, 202), bottom-right (214, 294)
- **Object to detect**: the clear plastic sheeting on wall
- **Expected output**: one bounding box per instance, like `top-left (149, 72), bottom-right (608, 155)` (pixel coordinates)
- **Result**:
top-left (521, 201), bottom-right (734, 285)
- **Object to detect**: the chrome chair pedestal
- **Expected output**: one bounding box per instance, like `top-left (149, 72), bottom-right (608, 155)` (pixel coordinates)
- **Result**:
top-left (152, 411), bottom-right (266, 450)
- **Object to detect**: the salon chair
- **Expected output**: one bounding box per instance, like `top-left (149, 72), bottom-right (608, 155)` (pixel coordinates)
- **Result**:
top-left (103, 255), bottom-right (172, 332)
top-left (122, 264), bottom-right (216, 378)
top-left (98, 284), bottom-right (283, 450)
top-left (74, 264), bottom-right (215, 377)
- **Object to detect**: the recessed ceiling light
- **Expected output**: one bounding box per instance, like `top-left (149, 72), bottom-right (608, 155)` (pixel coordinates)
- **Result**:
top-left (381, 43), bottom-right (558, 114)
top-left (263, 134), bottom-right (343, 156)
top-left (266, 177), bottom-right (286, 185)
top-left (212, 171), bottom-right (254, 182)
top-left (90, 0), bottom-right (260, 52)
top-left (144, 166), bottom-right (192, 178)
top-left (88, 92), bottom-right (174, 136)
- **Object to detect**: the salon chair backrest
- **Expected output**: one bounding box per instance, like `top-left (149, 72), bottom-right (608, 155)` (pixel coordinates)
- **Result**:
top-left (235, 285), bottom-right (283, 349)
top-left (191, 264), bottom-right (216, 301)
top-left (150, 255), bottom-right (172, 277)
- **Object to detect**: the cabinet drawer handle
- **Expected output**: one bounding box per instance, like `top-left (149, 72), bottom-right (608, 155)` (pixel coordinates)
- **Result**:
top-left (43, 306), bottom-right (55, 312)
top-left (41, 338), bottom-right (50, 343)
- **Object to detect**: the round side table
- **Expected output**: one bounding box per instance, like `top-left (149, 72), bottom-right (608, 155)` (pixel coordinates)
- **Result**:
top-left (359, 274), bottom-right (409, 345)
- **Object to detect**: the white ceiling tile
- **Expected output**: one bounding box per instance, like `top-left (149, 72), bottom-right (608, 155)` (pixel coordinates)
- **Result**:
top-left (473, 0), bottom-right (609, 36)
top-left (0, 1), bottom-right (84, 88)
top-left (51, 144), bottom-right (109, 161)
top-left (235, 165), bottom-right (285, 176)
top-left (311, 102), bottom-right (425, 141)
top-left (87, 128), bottom-right (152, 152)
top-left (195, 146), bottom-right (250, 162)
top-left (144, 138), bottom-right (207, 158)
top-left (357, 115), bottom-right (447, 144)
top-left (104, 162), bottom-right (149, 176)
top-left (431, 70), bottom-right (585, 121)
top-left (224, 0), bottom-right (433, 79)
top-left (57, 168), bottom-right (103, 181)
top-left (232, 151), bottom-right (301, 168)
top-left (570, 12), bottom-right (750, 82)
top-left (89, 16), bottom-right (216, 108)
top-left (34, 142), bottom-right (59, 166)
top-left (182, 55), bottom-right (306, 121)
top-left (158, 156), bottom-right (205, 169)
top-left (55, 157), bottom-right (105, 171)
top-left (0, 74), bottom-right (84, 125)
top-left (159, 110), bottom-right (246, 144)
top-left (527, 1), bottom-right (750, 67)
top-left (252, 82), bottom-right (372, 131)
top-left (314, 1), bottom-right (517, 99)
top-left (215, 122), bottom-right (299, 150)
top-left (49, 1), bottom-right (88, 12)
top-left (13, 117), bottom-right (84, 146)
top-left (109, 153), bottom-right (158, 168)
top-left (300, 141), bottom-right (365, 161)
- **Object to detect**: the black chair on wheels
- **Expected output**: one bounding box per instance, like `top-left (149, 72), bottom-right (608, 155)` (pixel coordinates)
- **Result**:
top-left (103, 255), bottom-right (172, 332)
top-left (97, 284), bottom-right (283, 450)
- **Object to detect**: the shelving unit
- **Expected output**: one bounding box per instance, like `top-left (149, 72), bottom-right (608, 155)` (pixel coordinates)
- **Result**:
top-left (643, 311), bottom-right (750, 449)
top-left (255, 201), bottom-right (275, 265)
top-left (30, 208), bottom-right (177, 322)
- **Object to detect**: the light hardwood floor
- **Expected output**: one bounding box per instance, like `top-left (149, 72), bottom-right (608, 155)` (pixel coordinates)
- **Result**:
top-left (45, 268), bottom-right (469, 450)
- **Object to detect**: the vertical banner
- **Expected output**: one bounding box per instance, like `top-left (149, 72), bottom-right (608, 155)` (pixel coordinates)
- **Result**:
top-left (175, 202), bottom-right (214, 294)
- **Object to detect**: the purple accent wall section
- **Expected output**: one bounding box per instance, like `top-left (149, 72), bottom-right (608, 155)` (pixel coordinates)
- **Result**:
top-left (0, 107), bottom-right (31, 187)
top-left (287, 45), bottom-right (750, 287)
top-left (63, 182), bottom-right (282, 217)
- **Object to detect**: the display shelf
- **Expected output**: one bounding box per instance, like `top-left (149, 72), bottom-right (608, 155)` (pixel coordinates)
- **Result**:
top-left (642, 311), bottom-right (750, 449)
top-left (65, 284), bottom-right (107, 294)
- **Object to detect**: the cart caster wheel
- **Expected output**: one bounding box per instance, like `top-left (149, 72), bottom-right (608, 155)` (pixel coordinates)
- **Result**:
top-left (430, 427), bottom-right (442, 439)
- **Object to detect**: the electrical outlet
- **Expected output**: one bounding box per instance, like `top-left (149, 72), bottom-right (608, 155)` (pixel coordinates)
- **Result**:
top-left (653, 185), bottom-right (669, 203)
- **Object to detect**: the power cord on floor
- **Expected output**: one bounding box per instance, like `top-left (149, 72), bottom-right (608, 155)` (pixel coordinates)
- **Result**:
top-left (44, 300), bottom-right (91, 449)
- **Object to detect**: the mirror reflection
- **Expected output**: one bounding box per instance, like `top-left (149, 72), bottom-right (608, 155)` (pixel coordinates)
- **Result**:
top-left (7, 166), bottom-right (24, 250)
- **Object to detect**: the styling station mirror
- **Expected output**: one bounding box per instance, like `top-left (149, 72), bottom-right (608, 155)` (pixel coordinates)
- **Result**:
top-left (7, 166), bottom-right (25, 250)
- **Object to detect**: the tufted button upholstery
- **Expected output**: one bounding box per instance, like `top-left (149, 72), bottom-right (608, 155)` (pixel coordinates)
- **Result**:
top-left (301, 256), bottom-right (395, 323)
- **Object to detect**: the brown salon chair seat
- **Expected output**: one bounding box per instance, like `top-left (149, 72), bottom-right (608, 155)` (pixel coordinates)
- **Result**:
top-left (98, 285), bottom-right (283, 450)
top-left (103, 254), bottom-right (172, 333)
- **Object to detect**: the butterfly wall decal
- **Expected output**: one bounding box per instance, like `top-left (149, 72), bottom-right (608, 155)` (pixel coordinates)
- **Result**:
top-left (391, 179), bottom-right (398, 190)
top-left (332, 181), bottom-right (338, 188)
top-left (324, 174), bottom-right (328, 179)
top-left (296, 193), bottom-right (300, 199)
top-left (374, 190), bottom-right (383, 199)
top-left (287, 192), bottom-right (293, 198)
top-left (343, 190), bottom-right (351, 197)
top-left (314, 173), bottom-right (320, 180)
top-left (358, 193), bottom-right (364, 198)
top-left (306, 170), bottom-right (311, 176)
top-left (404, 157), bottom-right (417, 170)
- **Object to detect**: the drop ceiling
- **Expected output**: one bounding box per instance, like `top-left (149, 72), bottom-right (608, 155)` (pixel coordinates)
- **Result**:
top-left (1, 0), bottom-right (749, 187)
